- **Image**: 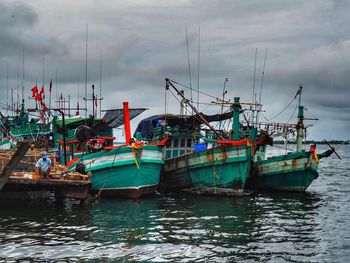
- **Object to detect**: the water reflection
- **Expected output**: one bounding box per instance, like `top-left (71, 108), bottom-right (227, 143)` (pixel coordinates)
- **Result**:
top-left (0, 145), bottom-right (349, 262)
top-left (86, 192), bottom-right (324, 262)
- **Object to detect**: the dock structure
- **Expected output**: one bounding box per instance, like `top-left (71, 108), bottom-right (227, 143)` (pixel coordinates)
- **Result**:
top-left (0, 142), bottom-right (30, 190)
top-left (0, 143), bottom-right (92, 205)
top-left (2, 177), bottom-right (91, 204)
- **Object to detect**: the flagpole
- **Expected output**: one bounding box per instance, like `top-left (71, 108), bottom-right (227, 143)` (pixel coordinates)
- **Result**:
top-left (49, 80), bottom-right (52, 115)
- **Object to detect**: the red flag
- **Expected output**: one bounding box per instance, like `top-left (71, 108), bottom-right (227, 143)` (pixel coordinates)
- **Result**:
top-left (35, 93), bottom-right (42, 102)
top-left (31, 86), bottom-right (38, 97)
top-left (40, 86), bottom-right (45, 95)
top-left (49, 80), bottom-right (52, 93)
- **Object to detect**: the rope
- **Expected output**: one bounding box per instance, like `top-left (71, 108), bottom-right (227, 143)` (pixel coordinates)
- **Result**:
top-left (90, 174), bottom-right (109, 201)
top-left (270, 143), bottom-right (295, 151)
top-left (168, 78), bottom-right (219, 100)
top-left (89, 151), bottom-right (117, 201)
top-left (304, 107), bottom-right (319, 120)
top-left (264, 97), bottom-right (296, 121)
top-left (263, 88), bottom-right (302, 121)
top-left (285, 103), bottom-right (298, 123)
top-left (131, 143), bottom-right (144, 170)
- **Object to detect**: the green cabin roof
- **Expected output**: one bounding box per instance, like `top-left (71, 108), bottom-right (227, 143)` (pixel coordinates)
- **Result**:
top-left (55, 116), bottom-right (99, 128)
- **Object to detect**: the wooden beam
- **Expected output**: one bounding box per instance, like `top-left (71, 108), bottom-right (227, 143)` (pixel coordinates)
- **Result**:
top-left (0, 142), bottom-right (30, 190)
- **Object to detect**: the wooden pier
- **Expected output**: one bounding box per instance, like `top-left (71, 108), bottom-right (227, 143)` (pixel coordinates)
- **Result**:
top-left (0, 143), bottom-right (92, 205)
top-left (2, 177), bottom-right (91, 204)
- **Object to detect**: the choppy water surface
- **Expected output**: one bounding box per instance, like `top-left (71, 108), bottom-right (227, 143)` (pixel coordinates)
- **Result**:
top-left (0, 145), bottom-right (349, 262)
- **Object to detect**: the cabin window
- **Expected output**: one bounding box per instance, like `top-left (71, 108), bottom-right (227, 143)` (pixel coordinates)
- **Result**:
top-left (173, 139), bottom-right (179, 148)
top-left (187, 139), bottom-right (192, 148)
top-left (166, 150), bottom-right (172, 159)
top-left (180, 150), bottom-right (186, 156)
top-left (173, 150), bottom-right (179, 157)
top-left (180, 139), bottom-right (186, 147)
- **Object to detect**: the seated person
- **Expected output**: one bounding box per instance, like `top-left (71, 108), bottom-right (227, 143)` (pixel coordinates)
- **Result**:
top-left (36, 152), bottom-right (52, 178)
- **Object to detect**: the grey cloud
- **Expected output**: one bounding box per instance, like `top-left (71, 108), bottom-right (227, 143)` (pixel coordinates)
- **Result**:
top-left (0, 0), bottom-right (349, 140)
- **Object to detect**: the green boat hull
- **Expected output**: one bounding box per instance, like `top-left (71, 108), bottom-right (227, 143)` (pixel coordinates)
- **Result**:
top-left (163, 145), bottom-right (253, 191)
top-left (246, 151), bottom-right (319, 192)
top-left (69, 145), bottom-right (164, 198)
top-left (90, 162), bottom-right (162, 198)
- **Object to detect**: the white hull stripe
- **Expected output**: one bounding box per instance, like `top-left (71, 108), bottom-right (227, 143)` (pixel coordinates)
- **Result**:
top-left (165, 148), bottom-right (247, 171)
top-left (257, 157), bottom-right (318, 175)
top-left (82, 150), bottom-right (163, 166)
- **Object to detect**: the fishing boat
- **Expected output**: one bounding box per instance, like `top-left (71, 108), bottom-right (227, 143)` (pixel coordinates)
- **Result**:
top-left (246, 86), bottom-right (337, 192)
top-left (135, 79), bottom-right (265, 193)
top-left (163, 98), bottom-right (257, 193)
top-left (53, 114), bottom-right (114, 163)
top-left (67, 102), bottom-right (165, 198)
top-left (0, 109), bottom-right (50, 149)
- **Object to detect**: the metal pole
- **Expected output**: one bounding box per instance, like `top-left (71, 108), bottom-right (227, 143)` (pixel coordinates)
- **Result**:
top-left (55, 109), bottom-right (67, 166)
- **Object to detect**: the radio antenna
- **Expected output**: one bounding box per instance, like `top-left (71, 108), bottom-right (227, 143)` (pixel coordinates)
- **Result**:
top-left (197, 25), bottom-right (200, 110)
top-left (258, 48), bottom-right (268, 104)
top-left (185, 27), bottom-right (193, 102)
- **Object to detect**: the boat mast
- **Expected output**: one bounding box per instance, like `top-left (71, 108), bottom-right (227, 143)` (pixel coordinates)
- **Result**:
top-left (123, 101), bottom-right (131, 144)
top-left (232, 97), bottom-right (240, 140)
top-left (197, 25), bottom-right (200, 111)
top-left (85, 24), bottom-right (88, 118)
top-left (99, 49), bottom-right (103, 118)
top-left (17, 59), bottom-right (19, 112)
top-left (251, 48), bottom-right (257, 125)
top-left (6, 64), bottom-right (9, 111)
top-left (185, 27), bottom-right (193, 103)
top-left (296, 85), bottom-right (303, 152)
top-left (219, 77), bottom-right (228, 130)
top-left (22, 49), bottom-right (25, 113)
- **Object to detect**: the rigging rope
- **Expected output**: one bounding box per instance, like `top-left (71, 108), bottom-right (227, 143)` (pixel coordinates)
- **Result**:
top-left (304, 107), bottom-right (319, 120)
top-left (263, 93), bottom-right (297, 121)
top-left (285, 102), bottom-right (298, 123)
top-left (168, 78), bottom-right (219, 100)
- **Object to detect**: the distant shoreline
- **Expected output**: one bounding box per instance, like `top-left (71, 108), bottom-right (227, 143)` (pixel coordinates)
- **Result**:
top-left (274, 140), bottom-right (349, 145)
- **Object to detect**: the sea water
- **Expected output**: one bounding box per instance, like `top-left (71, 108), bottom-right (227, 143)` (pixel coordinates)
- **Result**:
top-left (0, 145), bottom-right (349, 262)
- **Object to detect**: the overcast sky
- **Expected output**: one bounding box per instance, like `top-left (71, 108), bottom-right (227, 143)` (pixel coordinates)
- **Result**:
top-left (0, 0), bottom-right (349, 140)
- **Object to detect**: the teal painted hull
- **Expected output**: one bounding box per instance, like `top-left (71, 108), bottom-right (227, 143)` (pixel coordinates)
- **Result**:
top-left (246, 167), bottom-right (318, 192)
top-left (90, 162), bottom-right (162, 198)
top-left (163, 145), bottom-right (253, 191)
top-left (246, 151), bottom-right (319, 192)
top-left (69, 145), bottom-right (164, 198)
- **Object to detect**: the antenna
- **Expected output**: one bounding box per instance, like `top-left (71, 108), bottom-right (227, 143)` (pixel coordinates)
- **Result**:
top-left (43, 56), bottom-right (45, 89)
top-left (258, 48), bottom-right (268, 104)
top-left (55, 70), bottom-right (58, 107)
top-left (22, 49), bottom-right (25, 110)
top-left (197, 25), bottom-right (200, 110)
top-left (85, 24), bottom-right (88, 118)
top-left (185, 27), bottom-right (192, 101)
top-left (77, 74), bottom-right (80, 115)
top-left (219, 77), bottom-right (228, 130)
top-left (252, 48), bottom-right (257, 104)
top-left (17, 59), bottom-right (19, 111)
top-left (6, 63), bottom-right (8, 111)
top-left (11, 88), bottom-right (13, 113)
top-left (99, 49), bottom-right (102, 118)
top-left (251, 48), bottom-right (258, 124)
